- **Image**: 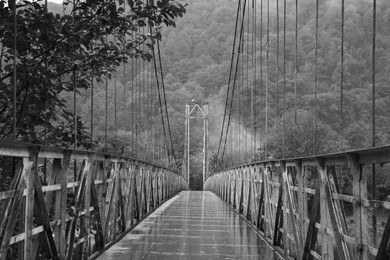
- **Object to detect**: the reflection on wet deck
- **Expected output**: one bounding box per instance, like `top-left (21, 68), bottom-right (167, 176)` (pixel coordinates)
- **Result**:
top-left (97, 191), bottom-right (274, 260)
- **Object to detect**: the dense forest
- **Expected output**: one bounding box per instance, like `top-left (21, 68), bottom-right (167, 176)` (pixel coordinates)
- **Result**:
top-left (153, 0), bottom-right (390, 188)
top-left (156, 0), bottom-right (390, 157)
top-left (1, 0), bottom-right (390, 190)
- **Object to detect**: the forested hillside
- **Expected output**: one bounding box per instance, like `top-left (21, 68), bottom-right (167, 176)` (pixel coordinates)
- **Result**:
top-left (158, 0), bottom-right (390, 155)
top-left (71, 0), bottom-right (390, 189)
top-left (159, 0), bottom-right (390, 188)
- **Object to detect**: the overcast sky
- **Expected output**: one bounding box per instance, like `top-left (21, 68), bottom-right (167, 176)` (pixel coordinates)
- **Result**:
top-left (49, 0), bottom-right (64, 4)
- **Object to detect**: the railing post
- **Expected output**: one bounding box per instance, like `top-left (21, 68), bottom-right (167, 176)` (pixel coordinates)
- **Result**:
top-left (317, 158), bottom-right (352, 260)
top-left (295, 159), bottom-right (305, 244)
top-left (246, 167), bottom-right (252, 221)
top-left (149, 168), bottom-right (155, 210)
top-left (257, 166), bottom-right (265, 231)
top-left (232, 170), bottom-right (237, 209)
top-left (243, 167), bottom-right (247, 217)
top-left (239, 168), bottom-right (244, 214)
top-left (317, 158), bottom-right (333, 260)
top-left (82, 155), bottom-right (93, 259)
top-left (282, 161), bottom-right (302, 259)
top-left (349, 154), bottom-right (368, 260)
top-left (273, 162), bottom-right (284, 249)
top-left (263, 163), bottom-right (273, 241)
top-left (228, 171), bottom-right (232, 205)
top-left (56, 152), bottom-right (71, 260)
top-left (103, 161), bottom-right (113, 241)
top-left (252, 166), bottom-right (260, 228)
top-left (25, 150), bottom-right (39, 260)
top-left (249, 166), bottom-right (256, 224)
top-left (280, 161), bottom-right (288, 255)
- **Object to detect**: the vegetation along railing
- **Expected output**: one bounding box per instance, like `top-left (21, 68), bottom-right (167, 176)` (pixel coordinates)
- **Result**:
top-left (204, 146), bottom-right (390, 260)
top-left (0, 140), bottom-right (188, 260)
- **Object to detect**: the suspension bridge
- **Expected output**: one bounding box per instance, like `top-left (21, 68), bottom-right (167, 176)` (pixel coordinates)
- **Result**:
top-left (0, 0), bottom-right (390, 259)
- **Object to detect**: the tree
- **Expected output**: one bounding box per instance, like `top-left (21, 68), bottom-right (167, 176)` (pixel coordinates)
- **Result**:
top-left (0, 0), bottom-right (186, 147)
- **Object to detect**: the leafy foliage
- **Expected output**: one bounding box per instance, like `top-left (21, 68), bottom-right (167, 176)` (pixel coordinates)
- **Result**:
top-left (0, 0), bottom-right (186, 146)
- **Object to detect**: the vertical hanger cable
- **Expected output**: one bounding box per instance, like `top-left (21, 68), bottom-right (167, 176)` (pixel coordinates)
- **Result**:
top-left (314, 0), bottom-right (319, 155)
top-left (216, 0), bottom-right (242, 160)
top-left (275, 0), bottom-right (279, 157)
top-left (294, 0), bottom-right (298, 157)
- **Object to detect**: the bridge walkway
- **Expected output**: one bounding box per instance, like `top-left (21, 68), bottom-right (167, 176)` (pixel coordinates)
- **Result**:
top-left (96, 191), bottom-right (274, 260)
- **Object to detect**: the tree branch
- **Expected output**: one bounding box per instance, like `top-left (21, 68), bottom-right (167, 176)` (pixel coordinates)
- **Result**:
top-left (1, 80), bottom-right (29, 139)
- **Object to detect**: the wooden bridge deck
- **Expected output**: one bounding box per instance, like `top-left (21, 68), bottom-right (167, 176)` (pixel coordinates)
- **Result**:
top-left (96, 191), bottom-right (274, 260)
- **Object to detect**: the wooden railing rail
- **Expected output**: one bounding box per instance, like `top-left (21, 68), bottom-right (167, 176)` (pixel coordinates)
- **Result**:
top-left (0, 140), bottom-right (188, 260)
top-left (205, 146), bottom-right (390, 260)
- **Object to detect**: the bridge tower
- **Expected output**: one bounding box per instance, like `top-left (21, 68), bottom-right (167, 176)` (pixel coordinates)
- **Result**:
top-left (184, 102), bottom-right (209, 188)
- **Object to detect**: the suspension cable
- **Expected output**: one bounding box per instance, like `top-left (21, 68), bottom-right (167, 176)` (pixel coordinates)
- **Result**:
top-left (131, 31), bottom-right (134, 155)
top-left (372, 0), bottom-right (376, 148)
top-left (265, 0), bottom-right (269, 159)
top-left (238, 4), bottom-right (242, 164)
top-left (146, 35), bottom-right (151, 160)
top-left (150, 26), bottom-right (171, 167)
top-left (314, 0), bottom-right (319, 155)
top-left (259, 0), bottom-right (263, 161)
top-left (252, 0), bottom-right (257, 158)
top-left (372, 0), bottom-right (377, 245)
top-left (282, 0), bottom-right (286, 158)
top-left (123, 63), bottom-right (126, 151)
top-left (240, 22), bottom-right (244, 163)
top-left (229, 108), bottom-right (233, 165)
top-left (114, 41), bottom-right (117, 145)
top-left (137, 28), bottom-right (141, 157)
top-left (245, 0), bottom-right (250, 162)
top-left (339, 0), bottom-right (344, 150)
top-left (294, 0), bottom-right (298, 157)
top-left (216, 0), bottom-right (242, 160)
top-left (221, 0), bottom-right (247, 162)
top-left (236, 83), bottom-right (239, 164)
top-left (104, 34), bottom-right (108, 152)
top-left (153, 58), bottom-right (157, 162)
top-left (123, 0), bottom-right (127, 152)
top-left (91, 66), bottom-right (94, 147)
top-left (12, 0), bottom-right (17, 141)
top-left (73, 0), bottom-right (77, 152)
top-left (142, 25), bottom-right (145, 159)
top-left (151, 52), bottom-right (156, 162)
top-left (88, 2), bottom-right (94, 149)
top-left (156, 39), bottom-right (177, 167)
top-left (72, 0), bottom-right (77, 184)
top-left (275, 0), bottom-right (279, 157)
top-left (238, 59), bottom-right (241, 165)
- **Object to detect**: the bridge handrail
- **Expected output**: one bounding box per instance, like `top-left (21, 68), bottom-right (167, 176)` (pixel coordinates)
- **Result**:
top-left (0, 139), bottom-right (180, 175)
top-left (0, 139), bottom-right (188, 260)
top-left (217, 145), bottom-right (390, 172)
top-left (206, 145), bottom-right (390, 260)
